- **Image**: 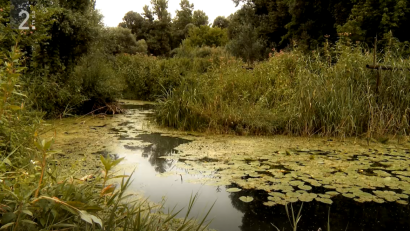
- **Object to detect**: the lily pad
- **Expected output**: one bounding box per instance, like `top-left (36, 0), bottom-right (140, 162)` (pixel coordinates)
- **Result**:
top-left (298, 185), bottom-right (312, 190)
top-left (325, 191), bottom-right (339, 196)
top-left (316, 197), bottom-right (333, 204)
top-left (239, 196), bottom-right (254, 203)
top-left (269, 192), bottom-right (286, 198)
top-left (226, 188), bottom-right (242, 193)
top-left (286, 197), bottom-right (299, 203)
top-left (263, 201), bottom-right (276, 207)
top-left (397, 194), bottom-right (409, 199)
top-left (318, 194), bottom-right (331, 199)
top-left (372, 198), bottom-right (385, 203)
top-left (342, 193), bottom-right (355, 198)
top-left (396, 200), bottom-right (408, 205)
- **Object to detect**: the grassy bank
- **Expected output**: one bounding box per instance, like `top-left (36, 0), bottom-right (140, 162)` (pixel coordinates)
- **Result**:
top-left (154, 40), bottom-right (410, 138)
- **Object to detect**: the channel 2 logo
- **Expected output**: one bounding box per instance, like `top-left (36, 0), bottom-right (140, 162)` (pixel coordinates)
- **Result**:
top-left (10, 0), bottom-right (35, 30)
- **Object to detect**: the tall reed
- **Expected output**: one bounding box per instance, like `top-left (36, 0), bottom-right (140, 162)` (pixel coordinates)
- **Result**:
top-left (156, 40), bottom-right (410, 137)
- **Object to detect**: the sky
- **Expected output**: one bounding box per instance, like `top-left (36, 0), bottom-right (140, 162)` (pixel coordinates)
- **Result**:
top-left (95, 0), bottom-right (241, 27)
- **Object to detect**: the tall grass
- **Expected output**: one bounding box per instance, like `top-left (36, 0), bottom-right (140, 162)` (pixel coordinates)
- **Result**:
top-left (116, 47), bottom-right (233, 101)
top-left (155, 40), bottom-right (410, 137)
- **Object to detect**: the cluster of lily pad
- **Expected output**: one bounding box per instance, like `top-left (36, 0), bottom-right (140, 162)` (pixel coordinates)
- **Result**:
top-left (163, 147), bottom-right (410, 207)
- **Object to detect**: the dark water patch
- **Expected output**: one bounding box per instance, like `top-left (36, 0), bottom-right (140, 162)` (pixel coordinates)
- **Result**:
top-left (118, 121), bottom-right (133, 127)
top-left (124, 145), bottom-right (142, 151)
top-left (198, 157), bottom-right (219, 162)
top-left (118, 136), bottom-right (140, 141)
top-left (371, 162), bottom-right (391, 168)
top-left (90, 124), bottom-right (108, 128)
top-left (225, 186), bottom-right (410, 231)
top-left (121, 104), bottom-right (156, 110)
top-left (91, 150), bottom-right (119, 160)
top-left (110, 128), bottom-right (127, 133)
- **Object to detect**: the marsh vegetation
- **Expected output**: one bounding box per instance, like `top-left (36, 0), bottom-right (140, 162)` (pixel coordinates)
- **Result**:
top-left (2, 0), bottom-right (410, 230)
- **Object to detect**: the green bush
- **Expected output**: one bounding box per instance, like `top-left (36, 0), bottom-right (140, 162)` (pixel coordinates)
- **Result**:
top-left (71, 50), bottom-right (124, 113)
top-left (116, 49), bottom-right (232, 101)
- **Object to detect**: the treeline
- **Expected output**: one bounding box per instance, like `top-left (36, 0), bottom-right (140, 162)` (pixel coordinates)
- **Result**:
top-left (118, 0), bottom-right (228, 56)
top-left (118, 0), bottom-right (410, 64)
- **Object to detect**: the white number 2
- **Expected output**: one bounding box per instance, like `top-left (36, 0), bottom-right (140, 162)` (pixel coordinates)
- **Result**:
top-left (18, 10), bottom-right (30, 30)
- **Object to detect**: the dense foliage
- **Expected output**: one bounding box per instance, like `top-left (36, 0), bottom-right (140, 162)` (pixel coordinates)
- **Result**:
top-left (232, 0), bottom-right (410, 51)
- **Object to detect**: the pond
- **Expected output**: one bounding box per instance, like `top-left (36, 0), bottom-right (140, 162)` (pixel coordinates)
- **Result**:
top-left (47, 100), bottom-right (410, 231)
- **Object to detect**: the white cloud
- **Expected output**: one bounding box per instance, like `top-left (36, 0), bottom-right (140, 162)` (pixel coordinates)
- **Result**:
top-left (95, 0), bottom-right (241, 27)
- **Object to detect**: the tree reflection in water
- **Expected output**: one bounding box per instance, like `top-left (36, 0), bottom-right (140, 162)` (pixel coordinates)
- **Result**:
top-left (123, 133), bottom-right (191, 173)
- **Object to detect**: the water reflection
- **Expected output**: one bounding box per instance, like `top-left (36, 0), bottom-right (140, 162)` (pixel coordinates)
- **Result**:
top-left (226, 186), bottom-right (410, 231)
top-left (122, 133), bottom-right (190, 173)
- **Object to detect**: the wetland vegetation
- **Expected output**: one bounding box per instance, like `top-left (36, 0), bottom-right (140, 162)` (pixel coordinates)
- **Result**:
top-left (2, 0), bottom-right (410, 230)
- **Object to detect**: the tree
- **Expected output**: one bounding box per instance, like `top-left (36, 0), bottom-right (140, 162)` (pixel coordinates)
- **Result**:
top-left (171, 0), bottom-right (194, 48)
top-left (338, 0), bottom-right (410, 44)
top-left (136, 39), bottom-right (148, 54)
top-left (119, 1), bottom-right (172, 56)
top-left (151, 0), bottom-right (171, 21)
top-left (185, 25), bottom-right (228, 47)
top-left (226, 23), bottom-right (264, 66)
top-left (192, 10), bottom-right (209, 27)
top-left (30, 0), bottom-right (103, 73)
top-left (213, 16), bottom-right (230, 29)
top-left (118, 11), bottom-right (147, 40)
top-left (174, 0), bottom-right (194, 30)
top-left (99, 27), bottom-right (143, 55)
top-left (145, 0), bottom-right (172, 56)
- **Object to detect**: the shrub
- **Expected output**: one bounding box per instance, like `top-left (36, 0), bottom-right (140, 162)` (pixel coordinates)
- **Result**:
top-left (71, 50), bottom-right (125, 113)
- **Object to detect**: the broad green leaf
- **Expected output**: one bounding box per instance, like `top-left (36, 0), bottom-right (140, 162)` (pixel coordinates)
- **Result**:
top-left (91, 215), bottom-right (103, 228)
top-left (1, 212), bottom-right (16, 223)
top-left (112, 157), bottom-right (125, 167)
top-left (83, 206), bottom-right (104, 212)
top-left (239, 196), bottom-right (254, 203)
top-left (22, 210), bottom-right (33, 217)
top-left (21, 220), bottom-right (37, 225)
top-left (66, 201), bottom-right (87, 209)
top-left (12, 91), bottom-right (27, 97)
top-left (100, 155), bottom-right (109, 171)
top-left (79, 210), bottom-right (93, 224)
top-left (34, 139), bottom-right (42, 151)
top-left (44, 138), bottom-right (54, 151)
top-left (9, 105), bottom-right (21, 111)
top-left (48, 224), bottom-right (78, 228)
top-left (0, 222), bottom-right (15, 230)
top-left (2, 158), bottom-right (12, 166)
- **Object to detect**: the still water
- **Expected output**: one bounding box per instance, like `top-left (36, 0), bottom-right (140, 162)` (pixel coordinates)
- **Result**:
top-left (98, 101), bottom-right (410, 231)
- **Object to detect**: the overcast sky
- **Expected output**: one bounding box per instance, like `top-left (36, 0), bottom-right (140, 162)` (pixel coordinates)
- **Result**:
top-left (96, 0), bottom-right (241, 27)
